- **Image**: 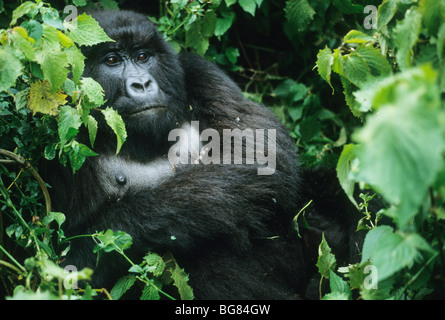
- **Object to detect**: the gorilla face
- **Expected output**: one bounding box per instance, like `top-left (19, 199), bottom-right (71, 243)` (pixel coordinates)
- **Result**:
top-left (82, 11), bottom-right (189, 141)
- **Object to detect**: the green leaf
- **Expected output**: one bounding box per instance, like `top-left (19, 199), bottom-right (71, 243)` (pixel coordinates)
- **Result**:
top-left (58, 105), bottom-right (82, 146)
top-left (239, 0), bottom-right (257, 16)
top-left (80, 77), bottom-right (105, 105)
top-left (316, 47), bottom-right (334, 93)
top-left (170, 264), bottom-right (194, 300)
top-left (316, 234), bottom-right (336, 279)
top-left (144, 253), bottom-right (166, 277)
top-left (42, 212), bottom-right (66, 228)
top-left (110, 276), bottom-right (137, 300)
top-left (420, 0), bottom-right (445, 36)
top-left (22, 20), bottom-right (44, 41)
top-left (0, 45), bottom-right (24, 93)
top-left (40, 7), bottom-right (64, 30)
top-left (377, 0), bottom-right (397, 30)
top-left (185, 22), bottom-right (209, 55)
top-left (336, 144), bottom-right (359, 209)
top-left (140, 282), bottom-right (161, 300)
top-left (355, 46), bottom-right (392, 78)
top-left (343, 30), bottom-right (375, 44)
top-left (327, 270), bottom-right (352, 300)
top-left (10, 27), bottom-right (35, 61)
top-left (35, 25), bottom-right (70, 91)
top-left (10, 1), bottom-right (37, 26)
top-left (66, 46), bottom-right (85, 84)
top-left (361, 225), bottom-right (394, 263)
top-left (64, 13), bottom-right (114, 46)
top-left (284, 0), bottom-right (315, 32)
top-left (342, 53), bottom-right (370, 88)
top-left (393, 8), bottom-right (422, 70)
top-left (93, 230), bottom-right (133, 254)
top-left (272, 79), bottom-right (307, 103)
top-left (87, 115), bottom-right (98, 148)
top-left (362, 226), bottom-right (434, 281)
top-left (332, 0), bottom-right (363, 14)
top-left (353, 66), bottom-right (444, 227)
top-left (214, 11), bottom-right (235, 37)
top-left (201, 11), bottom-right (217, 38)
top-left (100, 107), bottom-right (127, 155)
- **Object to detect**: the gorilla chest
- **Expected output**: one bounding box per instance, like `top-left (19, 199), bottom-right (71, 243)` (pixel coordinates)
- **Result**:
top-left (94, 155), bottom-right (174, 198)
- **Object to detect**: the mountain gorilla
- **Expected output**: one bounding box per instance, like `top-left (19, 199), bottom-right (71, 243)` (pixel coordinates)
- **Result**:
top-left (41, 10), bottom-right (360, 299)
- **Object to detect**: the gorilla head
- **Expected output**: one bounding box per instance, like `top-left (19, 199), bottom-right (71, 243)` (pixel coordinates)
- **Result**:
top-left (82, 11), bottom-right (188, 143)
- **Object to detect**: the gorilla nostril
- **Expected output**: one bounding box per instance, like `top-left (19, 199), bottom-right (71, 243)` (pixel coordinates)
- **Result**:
top-left (130, 80), bottom-right (151, 94)
top-left (131, 82), bottom-right (145, 93)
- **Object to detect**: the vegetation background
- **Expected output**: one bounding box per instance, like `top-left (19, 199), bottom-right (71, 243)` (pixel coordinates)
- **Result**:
top-left (1, 0), bottom-right (445, 300)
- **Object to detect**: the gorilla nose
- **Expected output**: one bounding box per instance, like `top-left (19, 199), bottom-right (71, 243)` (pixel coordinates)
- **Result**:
top-left (126, 76), bottom-right (160, 101)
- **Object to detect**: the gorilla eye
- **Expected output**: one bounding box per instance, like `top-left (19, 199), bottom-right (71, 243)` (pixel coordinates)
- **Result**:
top-left (137, 52), bottom-right (149, 62)
top-left (105, 55), bottom-right (120, 66)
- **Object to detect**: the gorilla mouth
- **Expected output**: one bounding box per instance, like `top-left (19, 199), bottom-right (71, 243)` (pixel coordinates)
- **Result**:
top-left (126, 105), bottom-right (166, 116)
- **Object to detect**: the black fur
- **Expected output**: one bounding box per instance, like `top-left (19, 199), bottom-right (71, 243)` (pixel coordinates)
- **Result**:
top-left (40, 10), bottom-right (360, 299)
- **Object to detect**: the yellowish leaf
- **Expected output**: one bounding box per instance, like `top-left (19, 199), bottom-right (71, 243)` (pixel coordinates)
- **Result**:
top-left (27, 80), bottom-right (67, 116)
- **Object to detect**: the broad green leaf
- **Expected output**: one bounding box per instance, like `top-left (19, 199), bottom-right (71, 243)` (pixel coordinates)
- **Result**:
top-left (393, 8), bottom-right (422, 70)
top-left (342, 53), bottom-right (370, 88)
top-left (94, 230), bottom-right (133, 253)
top-left (35, 25), bottom-right (70, 91)
top-left (22, 20), bottom-right (43, 41)
top-left (363, 227), bottom-right (433, 281)
top-left (336, 144), bottom-right (359, 209)
top-left (101, 107), bottom-right (127, 155)
top-left (340, 76), bottom-right (361, 117)
top-left (239, 0), bottom-right (257, 16)
top-left (65, 46), bottom-right (85, 84)
top-left (110, 276), bottom-right (137, 300)
top-left (201, 11), bottom-right (217, 38)
top-left (355, 46), bottom-right (392, 78)
top-left (185, 22), bottom-right (209, 55)
top-left (316, 234), bottom-right (336, 279)
top-left (40, 7), bottom-right (64, 30)
top-left (420, 0), bottom-right (445, 36)
top-left (225, 47), bottom-right (239, 64)
top-left (27, 80), bottom-right (67, 116)
top-left (361, 225), bottom-right (394, 263)
top-left (80, 77), bottom-right (105, 105)
top-left (64, 13), bottom-right (114, 46)
top-left (316, 47), bottom-right (334, 93)
top-left (214, 11), bottom-right (235, 37)
top-left (144, 253), bottom-right (166, 277)
top-left (58, 105), bottom-right (82, 146)
top-left (377, 0), bottom-right (397, 30)
top-left (42, 212), bottom-right (66, 228)
top-left (343, 30), bottom-right (375, 44)
top-left (140, 282), bottom-right (161, 300)
top-left (10, 27), bottom-right (35, 61)
top-left (44, 143), bottom-right (56, 160)
top-left (353, 66), bottom-right (444, 227)
top-left (325, 270), bottom-right (352, 300)
top-left (285, 0), bottom-right (315, 32)
top-left (272, 79), bottom-right (307, 103)
top-left (332, 0), bottom-right (363, 14)
top-left (10, 1), bottom-right (38, 25)
top-left (0, 45), bottom-right (23, 93)
top-left (170, 264), bottom-right (194, 300)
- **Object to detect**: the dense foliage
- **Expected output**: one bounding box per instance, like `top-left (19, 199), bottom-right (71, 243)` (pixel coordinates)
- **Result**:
top-left (1, 0), bottom-right (445, 299)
